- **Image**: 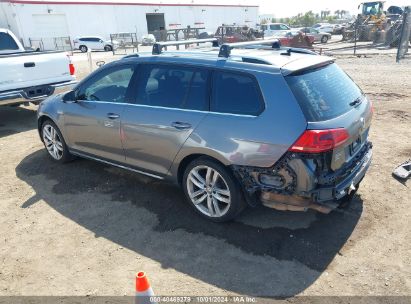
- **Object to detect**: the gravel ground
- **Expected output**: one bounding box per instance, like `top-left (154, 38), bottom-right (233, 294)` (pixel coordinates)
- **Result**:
top-left (0, 53), bottom-right (410, 299)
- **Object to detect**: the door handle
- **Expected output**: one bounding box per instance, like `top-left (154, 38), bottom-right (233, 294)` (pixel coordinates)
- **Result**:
top-left (24, 62), bottom-right (35, 68)
top-left (107, 113), bottom-right (120, 119)
top-left (171, 121), bottom-right (192, 130)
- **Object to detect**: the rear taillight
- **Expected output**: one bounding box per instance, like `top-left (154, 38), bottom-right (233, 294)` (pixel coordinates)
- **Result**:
top-left (288, 128), bottom-right (350, 153)
top-left (69, 63), bottom-right (75, 75)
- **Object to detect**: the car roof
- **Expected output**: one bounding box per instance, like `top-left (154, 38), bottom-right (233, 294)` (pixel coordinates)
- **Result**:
top-left (265, 23), bottom-right (288, 25)
top-left (119, 47), bottom-right (334, 75)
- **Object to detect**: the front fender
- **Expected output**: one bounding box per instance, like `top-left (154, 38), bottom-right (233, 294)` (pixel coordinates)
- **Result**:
top-left (37, 94), bottom-right (66, 140)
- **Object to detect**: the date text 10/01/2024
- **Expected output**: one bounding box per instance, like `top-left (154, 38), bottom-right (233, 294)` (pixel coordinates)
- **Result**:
top-left (148, 297), bottom-right (257, 303)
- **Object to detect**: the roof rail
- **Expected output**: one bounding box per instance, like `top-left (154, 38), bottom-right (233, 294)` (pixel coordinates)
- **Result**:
top-left (152, 38), bottom-right (219, 55)
top-left (218, 39), bottom-right (281, 58)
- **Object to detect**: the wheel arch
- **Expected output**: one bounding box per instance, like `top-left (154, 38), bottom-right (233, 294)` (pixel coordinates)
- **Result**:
top-left (176, 153), bottom-right (230, 186)
top-left (37, 115), bottom-right (56, 139)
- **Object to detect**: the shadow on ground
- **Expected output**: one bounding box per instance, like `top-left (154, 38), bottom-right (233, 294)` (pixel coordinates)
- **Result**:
top-left (0, 106), bottom-right (37, 137)
top-left (16, 150), bottom-right (363, 296)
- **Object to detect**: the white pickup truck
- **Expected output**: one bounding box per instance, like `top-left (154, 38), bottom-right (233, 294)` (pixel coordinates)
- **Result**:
top-left (0, 28), bottom-right (77, 106)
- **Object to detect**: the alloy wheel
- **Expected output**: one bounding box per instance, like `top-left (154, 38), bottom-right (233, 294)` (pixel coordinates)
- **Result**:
top-left (186, 165), bottom-right (231, 217)
top-left (42, 124), bottom-right (64, 160)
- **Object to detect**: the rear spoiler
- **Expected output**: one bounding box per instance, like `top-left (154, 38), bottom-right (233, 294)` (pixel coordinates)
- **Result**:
top-left (281, 57), bottom-right (335, 76)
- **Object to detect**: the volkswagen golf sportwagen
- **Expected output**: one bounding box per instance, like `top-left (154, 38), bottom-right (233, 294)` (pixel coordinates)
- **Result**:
top-left (37, 40), bottom-right (373, 222)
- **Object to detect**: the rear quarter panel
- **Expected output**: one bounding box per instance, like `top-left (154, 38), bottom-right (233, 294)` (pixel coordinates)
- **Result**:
top-left (170, 71), bottom-right (307, 177)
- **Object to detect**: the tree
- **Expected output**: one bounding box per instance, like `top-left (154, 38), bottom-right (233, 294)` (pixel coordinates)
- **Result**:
top-left (335, 10), bottom-right (341, 18)
top-left (302, 11), bottom-right (316, 27)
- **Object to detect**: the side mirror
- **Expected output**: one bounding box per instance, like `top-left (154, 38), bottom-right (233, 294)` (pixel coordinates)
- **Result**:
top-left (62, 90), bottom-right (77, 103)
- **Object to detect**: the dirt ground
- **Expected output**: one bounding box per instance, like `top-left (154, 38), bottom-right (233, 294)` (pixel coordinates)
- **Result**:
top-left (0, 53), bottom-right (410, 299)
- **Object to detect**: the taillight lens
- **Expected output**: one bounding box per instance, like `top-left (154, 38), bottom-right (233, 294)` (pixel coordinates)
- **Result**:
top-left (69, 63), bottom-right (75, 75)
top-left (288, 129), bottom-right (350, 153)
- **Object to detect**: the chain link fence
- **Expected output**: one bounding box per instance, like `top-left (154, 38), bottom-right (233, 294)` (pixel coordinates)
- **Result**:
top-left (110, 33), bottom-right (139, 55)
top-left (396, 6), bottom-right (411, 62)
top-left (28, 36), bottom-right (73, 54)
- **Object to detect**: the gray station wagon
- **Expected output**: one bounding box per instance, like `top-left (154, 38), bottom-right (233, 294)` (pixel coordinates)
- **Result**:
top-left (37, 39), bottom-right (373, 222)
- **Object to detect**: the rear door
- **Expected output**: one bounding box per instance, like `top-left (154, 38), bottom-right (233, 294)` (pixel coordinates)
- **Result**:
top-left (121, 63), bottom-right (210, 175)
top-left (90, 38), bottom-right (104, 50)
top-left (63, 63), bottom-right (136, 162)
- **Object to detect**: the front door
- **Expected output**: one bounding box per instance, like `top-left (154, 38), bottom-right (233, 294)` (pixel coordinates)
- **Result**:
top-left (63, 64), bottom-right (136, 163)
top-left (121, 63), bottom-right (210, 175)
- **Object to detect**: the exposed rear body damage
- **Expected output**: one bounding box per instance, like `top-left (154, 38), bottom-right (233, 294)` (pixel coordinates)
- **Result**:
top-left (233, 141), bottom-right (372, 213)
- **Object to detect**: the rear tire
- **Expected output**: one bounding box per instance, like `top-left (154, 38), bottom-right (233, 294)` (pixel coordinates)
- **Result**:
top-left (79, 45), bottom-right (88, 53)
top-left (182, 157), bottom-right (247, 222)
top-left (321, 35), bottom-right (329, 43)
top-left (41, 120), bottom-right (73, 163)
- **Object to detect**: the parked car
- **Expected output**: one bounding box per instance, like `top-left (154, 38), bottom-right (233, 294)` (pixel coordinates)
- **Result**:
top-left (141, 34), bottom-right (156, 46)
top-left (312, 23), bottom-right (334, 34)
top-left (37, 41), bottom-right (373, 222)
top-left (332, 24), bottom-right (344, 35)
top-left (259, 23), bottom-right (291, 37)
top-left (299, 27), bottom-right (332, 43)
top-left (73, 36), bottom-right (119, 52)
top-left (0, 28), bottom-right (76, 106)
top-left (276, 31), bottom-right (315, 47)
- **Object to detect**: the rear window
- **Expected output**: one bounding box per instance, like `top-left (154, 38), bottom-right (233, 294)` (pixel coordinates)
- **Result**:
top-left (285, 63), bottom-right (363, 121)
top-left (0, 32), bottom-right (19, 51)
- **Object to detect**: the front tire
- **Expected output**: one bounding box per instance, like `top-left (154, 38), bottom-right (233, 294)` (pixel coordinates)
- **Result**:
top-left (104, 45), bottom-right (113, 52)
top-left (182, 157), bottom-right (247, 222)
top-left (321, 35), bottom-right (329, 43)
top-left (41, 120), bottom-right (73, 163)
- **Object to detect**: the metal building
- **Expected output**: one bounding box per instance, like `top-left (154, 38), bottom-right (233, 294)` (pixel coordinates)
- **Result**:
top-left (0, 0), bottom-right (258, 49)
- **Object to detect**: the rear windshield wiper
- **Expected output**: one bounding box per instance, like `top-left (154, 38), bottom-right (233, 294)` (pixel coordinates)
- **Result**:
top-left (349, 97), bottom-right (363, 107)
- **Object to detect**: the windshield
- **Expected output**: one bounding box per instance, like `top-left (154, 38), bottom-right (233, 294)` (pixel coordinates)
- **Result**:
top-left (285, 63), bottom-right (363, 121)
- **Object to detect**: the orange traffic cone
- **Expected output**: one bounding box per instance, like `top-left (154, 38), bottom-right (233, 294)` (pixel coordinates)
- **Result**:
top-left (135, 271), bottom-right (156, 304)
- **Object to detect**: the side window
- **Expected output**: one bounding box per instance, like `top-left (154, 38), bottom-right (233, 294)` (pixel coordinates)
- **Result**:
top-left (0, 32), bottom-right (19, 51)
top-left (270, 24), bottom-right (280, 30)
top-left (77, 65), bottom-right (135, 103)
top-left (135, 64), bottom-right (209, 111)
top-left (280, 24), bottom-right (290, 30)
top-left (211, 71), bottom-right (263, 116)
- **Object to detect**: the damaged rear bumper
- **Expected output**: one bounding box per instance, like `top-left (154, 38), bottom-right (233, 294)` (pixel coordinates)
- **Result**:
top-left (233, 142), bottom-right (373, 213)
